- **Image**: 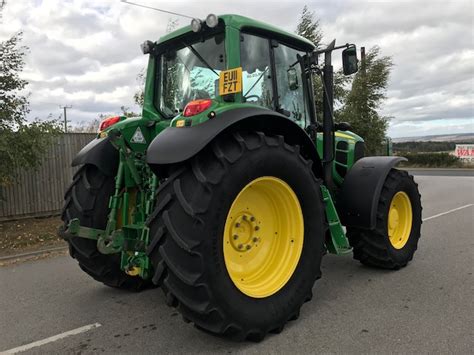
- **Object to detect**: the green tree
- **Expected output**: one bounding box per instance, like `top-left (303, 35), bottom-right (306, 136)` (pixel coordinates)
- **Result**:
top-left (120, 105), bottom-right (140, 117)
top-left (296, 6), bottom-right (393, 154)
top-left (0, 32), bottom-right (29, 129)
top-left (71, 117), bottom-right (101, 133)
top-left (339, 46), bottom-right (393, 155)
top-left (295, 6), bottom-right (349, 121)
top-left (0, 28), bottom-right (60, 186)
top-left (296, 5), bottom-right (323, 48)
top-left (133, 69), bottom-right (145, 107)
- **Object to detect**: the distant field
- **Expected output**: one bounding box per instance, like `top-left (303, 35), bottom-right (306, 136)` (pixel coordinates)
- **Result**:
top-left (392, 132), bottom-right (474, 143)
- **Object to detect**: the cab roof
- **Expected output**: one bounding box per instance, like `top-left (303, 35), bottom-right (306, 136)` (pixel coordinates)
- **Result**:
top-left (157, 14), bottom-right (316, 52)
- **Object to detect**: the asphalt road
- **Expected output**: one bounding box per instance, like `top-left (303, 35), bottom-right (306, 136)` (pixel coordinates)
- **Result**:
top-left (1, 173), bottom-right (473, 354)
top-left (405, 168), bottom-right (474, 177)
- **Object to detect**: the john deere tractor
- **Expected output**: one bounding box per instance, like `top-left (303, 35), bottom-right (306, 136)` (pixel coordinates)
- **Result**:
top-left (61, 14), bottom-right (422, 340)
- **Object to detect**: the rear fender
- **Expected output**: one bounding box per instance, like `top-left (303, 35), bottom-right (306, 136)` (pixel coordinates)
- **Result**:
top-left (336, 156), bottom-right (407, 230)
top-left (146, 107), bottom-right (322, 178)
top-left (71, 137), bottom-right (118, 177)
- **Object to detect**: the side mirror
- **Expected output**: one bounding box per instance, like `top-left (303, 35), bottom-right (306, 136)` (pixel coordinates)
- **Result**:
top-left (287, 68), bottom-right (299, 90)
top-left (342, 45), bottom-right (358, 75)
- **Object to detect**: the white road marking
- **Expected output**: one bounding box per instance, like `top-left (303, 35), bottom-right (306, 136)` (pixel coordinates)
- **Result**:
top-left (423, 204), bottom-right (473, 222)
top-left (2, 323), bottom-right (102, 354)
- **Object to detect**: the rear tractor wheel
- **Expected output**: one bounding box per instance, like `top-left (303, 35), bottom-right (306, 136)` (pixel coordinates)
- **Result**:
top-left (61, 164), bottom-right (152, 291)
top-left (347, 169), bottom-right (422, 269)
top-left (147, 131), bottom-right (326, 341)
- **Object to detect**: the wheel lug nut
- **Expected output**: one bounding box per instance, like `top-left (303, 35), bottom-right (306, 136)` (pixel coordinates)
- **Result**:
top-left (246, 245), bottom-right (251, 250)
top-left (238, 244), bottom-right (243, 249)
top-left (250, 216), bottom-right (255, 222)
top-left (252, 237), bottom-right (258, 242)
top-left (242, 215), bottom-right (247, 221)
top-left (233, 234), bottom-right (239, 240)
top-left (235, 223), bottom-right (240, 228)
top-left (255, 226), bottom-right (260, 231)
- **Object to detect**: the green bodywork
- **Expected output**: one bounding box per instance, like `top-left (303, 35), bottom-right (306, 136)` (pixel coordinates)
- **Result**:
top-left (65, 123), bottom-right (164, 278)
top-left (64, 14), bottom-right (366, 279)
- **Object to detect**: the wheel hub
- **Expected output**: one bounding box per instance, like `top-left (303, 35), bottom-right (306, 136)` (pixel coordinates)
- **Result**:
top-left (229, 213), bottom-right (260, 252)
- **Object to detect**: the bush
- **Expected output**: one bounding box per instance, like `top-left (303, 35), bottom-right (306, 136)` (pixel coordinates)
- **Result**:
top-left (393, 141), bottom-right (457, 153)
top-left (398, 152), bottom-right (462, 167)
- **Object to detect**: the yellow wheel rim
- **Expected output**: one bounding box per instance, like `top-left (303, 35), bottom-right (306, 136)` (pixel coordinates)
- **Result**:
top-left (388, 191), bottom-right (413, 249)
top-left (223, 176), bottom-right (304, 298)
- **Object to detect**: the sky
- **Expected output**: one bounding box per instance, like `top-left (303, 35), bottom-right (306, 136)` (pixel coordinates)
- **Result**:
top-left (0, 0), bottom-right (473, 138)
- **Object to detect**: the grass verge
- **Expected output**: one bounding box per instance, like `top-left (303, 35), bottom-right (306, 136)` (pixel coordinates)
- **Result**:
top-left (0, 216), bottom-right (66, 257)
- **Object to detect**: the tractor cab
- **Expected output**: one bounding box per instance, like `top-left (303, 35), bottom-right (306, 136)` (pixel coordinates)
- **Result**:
top-left (143, 14), bottom-right (363, 185)
top-left (144, 14), bottom-right (315, 130)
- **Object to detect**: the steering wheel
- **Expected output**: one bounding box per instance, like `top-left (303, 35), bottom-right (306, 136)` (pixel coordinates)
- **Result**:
top-left (243, 95), bottom-right (260, 102)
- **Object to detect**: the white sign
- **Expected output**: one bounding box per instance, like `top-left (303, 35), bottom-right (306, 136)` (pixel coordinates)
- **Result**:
top-left (131, 127), bottom-right (146, 144)
top-left (454, 144), bottom-right (474, 162)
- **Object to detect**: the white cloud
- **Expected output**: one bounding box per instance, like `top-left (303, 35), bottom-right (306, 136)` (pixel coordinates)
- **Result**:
top-left (0, 0), bottom-right (472, 137)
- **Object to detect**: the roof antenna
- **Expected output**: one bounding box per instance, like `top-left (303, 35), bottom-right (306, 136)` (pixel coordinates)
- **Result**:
top-left (121, 0), bottom-right (195, 19)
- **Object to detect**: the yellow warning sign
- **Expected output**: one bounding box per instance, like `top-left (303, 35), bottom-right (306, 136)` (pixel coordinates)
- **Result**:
top-left (219, 67), bottom-right (242, 96)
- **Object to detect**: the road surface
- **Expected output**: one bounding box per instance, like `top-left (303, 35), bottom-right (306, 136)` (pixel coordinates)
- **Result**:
top-left (1, 173), bottom-right (473, 354)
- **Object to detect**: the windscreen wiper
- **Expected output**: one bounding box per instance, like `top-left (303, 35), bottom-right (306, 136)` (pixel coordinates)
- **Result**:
top-left (243, 67), bottom-right (269, 97)
top-left (186, 43), bottom-right (219, 77)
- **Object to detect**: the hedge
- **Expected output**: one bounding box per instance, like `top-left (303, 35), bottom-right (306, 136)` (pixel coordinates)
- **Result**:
top-left (398, 152), bottom-right (462, 167)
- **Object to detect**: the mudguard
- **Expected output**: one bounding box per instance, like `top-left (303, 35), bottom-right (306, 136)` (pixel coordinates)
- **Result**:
top-left (71, 136), bottom-right (118, 177)
top-left (146, 106), bottom-right (322, 176)
top-left (337, 156), bottom-right (407, 230)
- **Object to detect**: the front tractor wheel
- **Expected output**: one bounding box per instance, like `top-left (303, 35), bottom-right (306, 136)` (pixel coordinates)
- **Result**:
top-left (147, 131), bottom-right (326, 341)
top-left (347, 169), bottom-right (422, 269)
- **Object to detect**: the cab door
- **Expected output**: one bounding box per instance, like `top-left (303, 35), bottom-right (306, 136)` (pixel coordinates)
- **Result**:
top-left (239, 32), bottom-right (275, 110)
top-left (273, 43), bottom-right (309, 129)
top-left (239, 32), bottom-right (309, 129)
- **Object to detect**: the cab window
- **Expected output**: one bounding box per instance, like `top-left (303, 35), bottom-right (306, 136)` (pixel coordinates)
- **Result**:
top-left (274, 44), bottom-right (308, 128)
top-left (240, 33), bottom-right (274, 109)
top-left (157, 32), bottom-right (225, 117)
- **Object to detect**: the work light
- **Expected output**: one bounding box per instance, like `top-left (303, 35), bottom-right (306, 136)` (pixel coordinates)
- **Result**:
top-left (191, 18), bottom-right (202, 32)
top-left (205, 14), bottom-right (219, 28)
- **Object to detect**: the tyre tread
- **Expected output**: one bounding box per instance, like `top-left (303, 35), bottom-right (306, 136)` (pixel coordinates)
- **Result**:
top-left (62, 165), bottom-right (151, 291)
top-left (147, 131), bottom-right (324, 341)
top-left (347, 169), bottom-right (422, 269)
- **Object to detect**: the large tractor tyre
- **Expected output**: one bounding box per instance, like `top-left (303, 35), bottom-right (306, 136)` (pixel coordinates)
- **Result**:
top-left (147, 131), bottom-right (326, 341)
top-left (347, 169), bottom-right (422, 269)
top-left (61, 164), bottom-right (151, 291)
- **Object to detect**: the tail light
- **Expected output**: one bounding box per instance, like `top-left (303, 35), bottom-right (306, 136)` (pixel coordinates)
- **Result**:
top-left (99, 116), bottom-right (121, 132)
top-left (183, 99), bottom-right (212, 117)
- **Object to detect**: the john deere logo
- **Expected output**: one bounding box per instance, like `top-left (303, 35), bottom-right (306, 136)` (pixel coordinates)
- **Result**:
top-left (131, 127), bottom-right (146, 144)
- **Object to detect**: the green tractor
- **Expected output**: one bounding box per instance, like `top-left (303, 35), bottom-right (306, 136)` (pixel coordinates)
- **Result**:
top-left (61, 14), bottom-right (422, 340)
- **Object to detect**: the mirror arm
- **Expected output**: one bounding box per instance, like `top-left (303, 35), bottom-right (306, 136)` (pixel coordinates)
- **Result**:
top-left (313, 41), bottom-right (353, 56)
